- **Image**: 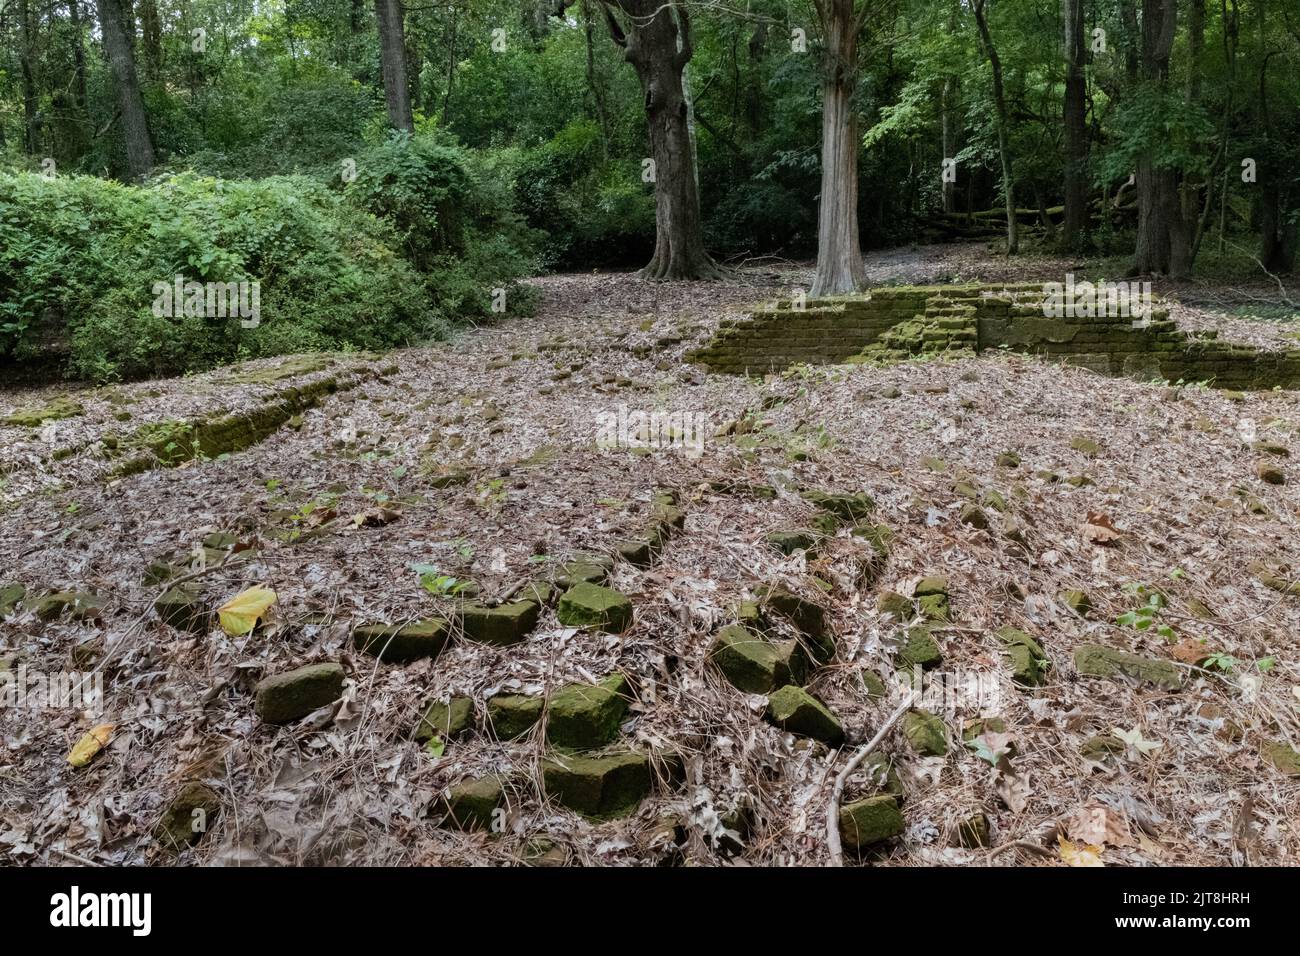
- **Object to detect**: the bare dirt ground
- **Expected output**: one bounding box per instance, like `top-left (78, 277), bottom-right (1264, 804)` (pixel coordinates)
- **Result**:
top-left (2, 242), bottom-right (1298, 867)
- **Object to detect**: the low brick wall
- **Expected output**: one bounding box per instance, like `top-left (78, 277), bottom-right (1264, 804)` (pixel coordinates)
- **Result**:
top-left (688, 284), bottom-right (1300, 390)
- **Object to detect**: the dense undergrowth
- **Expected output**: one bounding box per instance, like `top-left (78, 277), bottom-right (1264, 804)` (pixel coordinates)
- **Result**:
top-left (0, 133), bottom-right (538, 382)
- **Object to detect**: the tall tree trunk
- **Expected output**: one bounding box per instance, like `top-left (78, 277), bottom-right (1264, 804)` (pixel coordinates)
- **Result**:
top-left (1134, 0), bottom-right (1183, 275)
top-left (18, 0), bottom-right (40, 155)
top-left (374, 0), bottom-right (414, 131)
top-left (69, 0), bottom-right (90, 109)
top-left (940, 74), bottom-right (960, 215)
top-left (940, 3), bottom-right (961, 215)
top-left (139, 0), bottom-right (163, 80)
top-left (1217, 0), bottom-right (1239, 252)
top-left (973, 0), bottom-right (1018, 253)
top-left (441, 5), bottom-right (458, 122)
top-left (582, 0), bottom-right (612, 158)
top-left (1257, 51), bottom-right (1296, 273)
top-left (602, 1), bottom-right (719, 280)
top-left (810, 0), bottom-right (865, 296)
top-left (96, 0), bottom-right (155, 179)
top-left (1181, 0), bottom-right (1209, 271)
top-left (1062, 0), bottom-right (1088, 247)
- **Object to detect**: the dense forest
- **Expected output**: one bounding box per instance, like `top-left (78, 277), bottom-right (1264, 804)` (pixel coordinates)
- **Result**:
top-left (2, 0), bottom-right (1297, 379)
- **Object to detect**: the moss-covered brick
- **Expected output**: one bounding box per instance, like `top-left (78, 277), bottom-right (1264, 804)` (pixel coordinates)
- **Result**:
top-left (0, 583), bottom-right (27, 618)
top-left (764, 685), bottom-right (845, 746)
top-left (1070, 436), bottom-right (1101, 455)
top-left (441, 775), bottom-right (504, 830)
top-left (352, 618), bottom-right (449, 663)
top-left (959, 503), bottom-right (990, 529)
top-left (765, 530), bottom-right (817, 555)
top-left (520, 581), bottom-right (555, 606)
top-left (957, 812), bottom-right (991, 848)
top-left (733, 599), bottom-right (767, 631)
top-left (1072, 644), bottom-right (1183, 690)
top-left (838, 794), bottom-right (905, 850)
top-left (896, 625), bottom-right (943, 670)
top-left (487, 693), bottom-right (543, 739)
top-left (902, 709), bottom-right (948, 756)
top-left (26, 590), bottom-right (103, 622)
top-left (996, 626), bottom-right (1046, 685)
top-left (1256, 462), bottom-right (1286, 485)
top-left (615, 537), bottom-right (655, 567)
top-left (1060, 589), bottom-right (1092, 617)
top-left (851, 522), bottom-right (893, 559)
top-left (556, 582), bottom-right (634, 632)
top-left (1261, 739), bottom-right (1300, 777)
top-left (415, 696), bottom-right (474, 743)
top-left (912, 576), bottom-right (951, 621)
top-left (1252, 441), bottom-right (1290, 457)
top-left (710, 624), bottom-right (805, 694)
top-left (914, 575), bottom-right (948, 596)
top-left (542, 751), bottom-right (658, 819)
top-left (255, 662), bottom-right (345, 724)
top-left (877, 590), bottom-right (913, 619)
top-left (154, 782), bottom-right (222, 851)
top-left (649, 508), bottom-right (687, 546)
top-left (155, 584), bottom-right (207, 633)
top-left (803, 490), bottom-right (875, 523)
top-left (547, 674), bottom-right (631, 750)
top-left (861, 750), bottom-right (906, 801)
top-left (760, 585), bottom-right (830, 656)
top-left (202, 531), bottom-right (238, 551)
top-left (555, 556), bottom-right (613, 590)
top-left (4, 396), bottom-right (84, 427)
top-left (952, 479), bottom-right (979, 500)
top-left (458, 600), bottom-right (540, 645)
top-left (650, 491), bottom-right (687, 535)
top-left (861, 669), bottom-right (889, 699)
top-left (428, 470), bottom-right (471, 489)
top-left (809, 511), bottom-right (839, 535)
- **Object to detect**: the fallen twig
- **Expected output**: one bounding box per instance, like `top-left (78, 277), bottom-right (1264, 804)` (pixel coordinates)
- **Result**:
top-left (826, 689), bottom-right (918, 867)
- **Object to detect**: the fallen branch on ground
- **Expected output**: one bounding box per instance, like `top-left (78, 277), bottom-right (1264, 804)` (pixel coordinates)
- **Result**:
top-left (826, 689), bottom-right (918, 867)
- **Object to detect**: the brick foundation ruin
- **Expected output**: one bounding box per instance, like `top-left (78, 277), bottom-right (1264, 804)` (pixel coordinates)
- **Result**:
top-left (688, 283), bottom-right (1300, 390)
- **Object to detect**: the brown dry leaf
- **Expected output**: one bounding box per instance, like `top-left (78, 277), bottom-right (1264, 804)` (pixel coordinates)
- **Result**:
top-left (67, 723), bottom-right (114, 767)
top-left (306, 508), bottom-right (337, 528)
top-left (995, 768), bottom-right (1032, 813)
top-left (351, 507), bottom-right (401, 528)
top-left (1170, 638), bottom-right (1212, 665)
top-left (1068, 801), bottom-right (1135, 848)
top-left (1081, 510), bottom-right (1121, 546)
top-left (1058, 836), bottom-right (1105, 867)
top-left (1136, 831), bottom-right (1165, 860)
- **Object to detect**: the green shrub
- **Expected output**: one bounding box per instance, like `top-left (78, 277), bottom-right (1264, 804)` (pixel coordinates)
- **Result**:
top-left (0, 170), bottom-right (433, 381)
top-left (341, 132), bottom-right (540, 317)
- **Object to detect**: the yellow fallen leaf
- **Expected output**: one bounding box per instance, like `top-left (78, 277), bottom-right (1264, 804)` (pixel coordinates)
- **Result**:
top-left (1059, 835), bottom-right (1104, 867)
top-left (216, 586), bottom-right (277, 636)
top-left (67, 723), bottom-right (114, 767)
